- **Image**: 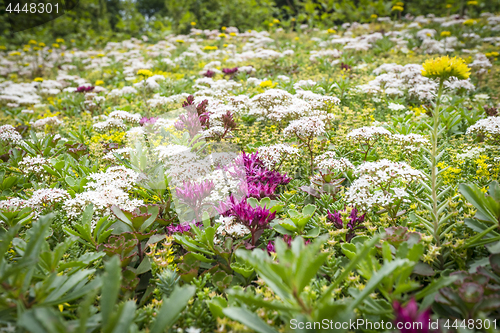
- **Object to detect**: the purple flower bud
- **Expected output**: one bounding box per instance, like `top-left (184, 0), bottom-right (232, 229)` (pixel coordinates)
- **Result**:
top-left (393, 298), bottom-right (431, 333)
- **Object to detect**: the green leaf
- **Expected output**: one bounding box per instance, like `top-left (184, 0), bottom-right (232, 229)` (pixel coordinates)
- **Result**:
top-left (102, 256), bottom-right (122, 329)
top-left (150, 285), bottom-right (196, 333)
top-left (350, 259), bottom-right (408, 310)
top-left (223, 307), bottom-right (279, 333)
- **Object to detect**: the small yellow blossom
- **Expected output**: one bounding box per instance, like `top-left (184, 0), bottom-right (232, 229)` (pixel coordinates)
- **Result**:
top-left (34, 77), bottom-right (44, 82)
top-left (218, 33), bottom-right (227, 38)
top-left (28, 39), bottom-right (37, 44)
top-left (273, 19), bottom-right (280, 24)
top-left (440, 31), bottom-right (451, 37)
top-left (190, 22), bottom-right (196, 26)
top-left (39, 42), bottom-right (46, 47)
top-left (467, 0), bottom-right (478, 5)
top-left (392, 5), bottom-right (404, 11)
top-left (56, 38), bottom-right (64, 43)
top-left (175, 39), bottom-right (185, 43)
top-left (95, 80), bottom-right (104, 86)
top-left (371, 14), bottom-right (378, 19)
top-left (327, 28), bottom-right (336, 34)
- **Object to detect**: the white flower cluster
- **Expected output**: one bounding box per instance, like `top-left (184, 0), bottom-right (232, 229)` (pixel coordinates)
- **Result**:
top-left (314, 152), bottom-right (354, 174)
top-left (470, 53), bottom-right (492, 75)
top-left (214, 215), bottom-right (250, 244)
top-left (283, 116), bottom-right (326, 139)
top-left (388, 103), bottom-right (406, 111)
top-left (19, 155), bottom-right (51, 175)
top-left (455, 147), bottom-right (486, 160)
top-left (32, 116), bottom-right (62, 131)
top-left (0, 125), bottom-right (22, 146)
top-left (346, 159), bottom-right (425, 211)
top-left (27, 188), bottom-right (70, 218)
top-left (93, 117), bottom-right (126, 132)
top-left (258, 144), bottom-right (300, 169)
top-left (357, 63), bottom-right (474, 101)
top-left (63, 166), bottom-right (144, 223)
top-left (391, 134), bottom-right (430, 152)
top-left (346, 126), bottom-right (391, 142)
top-left (107, 86), bottom-right (138, 98)
top-left (108, 110), bottom-right (141, 123)
top-left (0, 197), bottom-right (27, 213)
top-left (466, 117), bottom-right (500, 140)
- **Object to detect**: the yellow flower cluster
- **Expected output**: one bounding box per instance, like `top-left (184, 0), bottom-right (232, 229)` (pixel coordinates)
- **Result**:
top-left (440, 31), bottom-right (451, 37)
top-left (421, 56), bottom-right (471, 81)
top-left (437, 162), bottom-right (462, 184)
top-left (392, 5), bottom-right (404, 11)
top-left (259, 80), bottom-right (277, 88)
top-left (474, 155), bottom-right (490, 179)
top-left (203, 45), bottom-right (218, 51)
top-left (137, 69), bottom-right (153, 77)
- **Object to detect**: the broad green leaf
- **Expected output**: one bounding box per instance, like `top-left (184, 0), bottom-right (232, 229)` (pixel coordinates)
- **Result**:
top-left (223, 307), bottom-right (279, 333)
top-left (150, 285), bottom-right (196, 333)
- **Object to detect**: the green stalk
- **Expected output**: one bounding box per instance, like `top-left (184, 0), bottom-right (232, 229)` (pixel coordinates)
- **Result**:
top-left (430, 79), bottom-right (445, 264)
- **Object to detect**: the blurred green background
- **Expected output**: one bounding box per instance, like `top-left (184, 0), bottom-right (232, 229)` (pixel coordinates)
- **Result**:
top-left (0, 0), bottom-right (498, 47)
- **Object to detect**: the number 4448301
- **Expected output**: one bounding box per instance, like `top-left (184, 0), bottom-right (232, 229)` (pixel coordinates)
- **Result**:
top-left (6, 2), bottom-right (59, 14)
top-left (445, 319), bottom-right (497, 330)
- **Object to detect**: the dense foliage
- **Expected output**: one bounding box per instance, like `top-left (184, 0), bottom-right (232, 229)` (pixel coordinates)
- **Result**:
top-left (1, 3), bottom-right (500, 333)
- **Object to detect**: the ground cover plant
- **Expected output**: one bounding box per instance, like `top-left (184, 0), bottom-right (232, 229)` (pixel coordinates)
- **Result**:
top-left (1, 3), bottom-right (500, 333)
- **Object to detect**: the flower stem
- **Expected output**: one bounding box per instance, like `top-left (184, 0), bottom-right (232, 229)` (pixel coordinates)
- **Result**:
top-left (430, 79), bottom-right (445, 266)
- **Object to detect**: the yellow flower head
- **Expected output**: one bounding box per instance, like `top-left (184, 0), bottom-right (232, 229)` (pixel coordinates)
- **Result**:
top-left (371, 14), bottom-right (378, 19)
top-left (291, 17), bottom-right (296, 21)
top-left (463, 19), bottom-right (476, 26)
top-left (396, 1), bottom-right (404, 5)
top-left (467, 0), bottom-right (478, 5)
top-left (259, 80), bottom-right (277, 88)
top-left (218, 33), bottom-right (227, 38)
top-left (70, 39), bottom-right (75, 43)
top-left (95, 80), bottom-right (104, 86)
top-left (9, 51), bottom-right (21, 57)
top-left (203, 45), bottom-right (218, 51)
top-left (269, 23), bottom-right (274, 27)
top-left (137, 69), bottom-right (153, 77)
top-left (229, 32), bottom-right (237, 36)
top-left (97, 53), bottom-right (105, 57)
top-left (34, 77), bottom-right (44, 82)
top-left (421, 56), bottom-right (471, 81)
top-left (56, 38), bottom-right (64, 43)
top-left (28, 40), bottom-right (37, 44)
top-left (440, 31), bottom-right (451, 37)
top-left (0, 45), bottom-right (6, 50)
top-left (392, 5), bottom-right (404, 11)
top-left (175, 39), bottom-right (185, 43)
top-left (39, 42), bottom-right (46, 47)
top-left (327, 28), bottom-right (336, 34)
top-left (446, 4), bottom-right (452, 8)
top-left (190, 21), bottom-right (196, 26)
top-left (221, 26), bottom-right (227, 31)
